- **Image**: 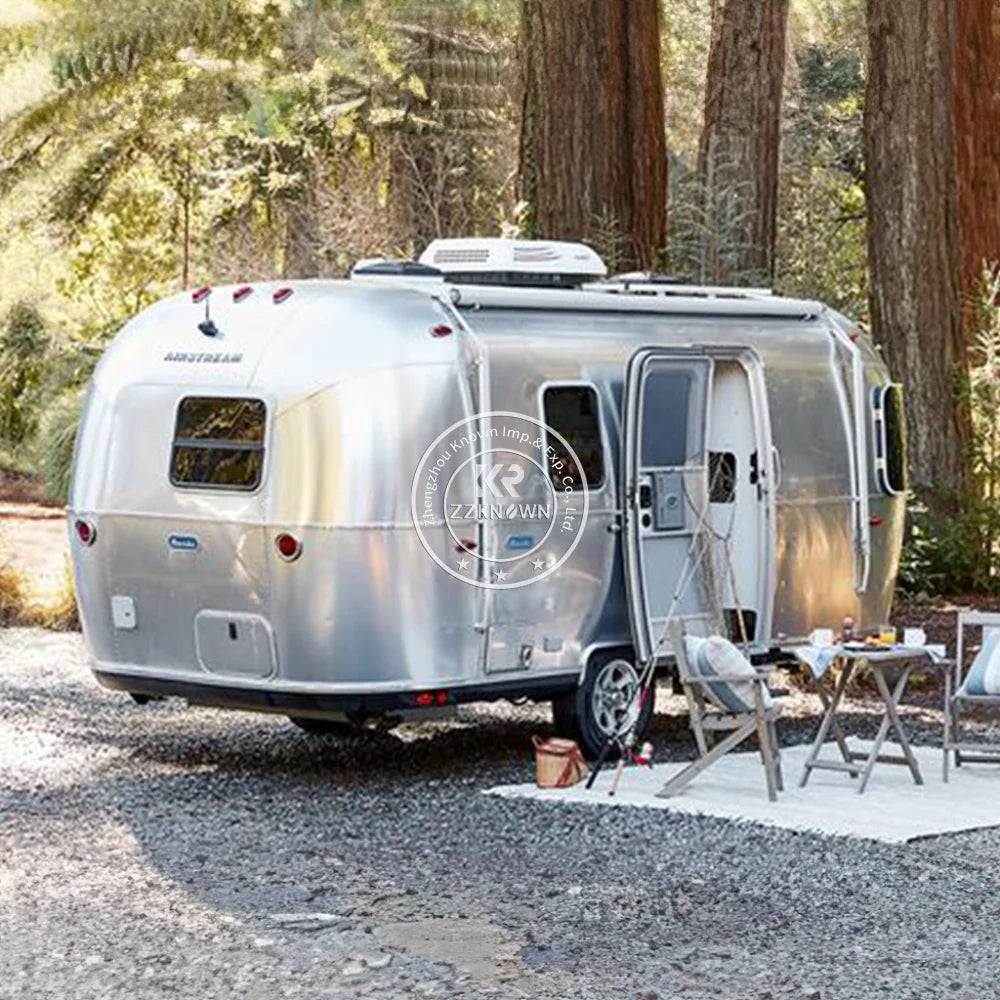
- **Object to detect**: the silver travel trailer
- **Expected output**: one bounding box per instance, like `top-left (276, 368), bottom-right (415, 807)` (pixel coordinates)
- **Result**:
top-left (69, 239), bottom-right (907, 756)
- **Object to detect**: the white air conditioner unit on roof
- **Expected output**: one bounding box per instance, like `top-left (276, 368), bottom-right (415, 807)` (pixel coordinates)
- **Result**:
top-left (418, 238), bottom-right (607, 287)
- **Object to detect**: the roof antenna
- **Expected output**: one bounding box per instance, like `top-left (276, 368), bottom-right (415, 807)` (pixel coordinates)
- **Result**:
top-left (192, 285), bottom-right (220, 338)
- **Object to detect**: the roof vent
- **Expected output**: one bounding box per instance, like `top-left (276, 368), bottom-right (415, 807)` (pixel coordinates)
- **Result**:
top-left (419, 238), bottom-right (606, 288)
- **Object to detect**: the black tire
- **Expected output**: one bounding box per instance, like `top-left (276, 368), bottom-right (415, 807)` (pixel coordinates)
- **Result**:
top-left (288, 716), bottom-right (357, 738)
top-left (551, 650), bottom-right (655, 760)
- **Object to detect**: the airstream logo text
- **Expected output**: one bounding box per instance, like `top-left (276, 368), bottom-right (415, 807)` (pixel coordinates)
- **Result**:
top-left (410, 411), bottom-right (590, 591)
top-left (163, 351), bottom-right (244, 364)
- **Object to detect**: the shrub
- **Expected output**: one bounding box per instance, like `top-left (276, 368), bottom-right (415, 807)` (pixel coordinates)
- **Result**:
top-left (898, 495), bottom-right (1000, 596)
top-left (35, 389), bottom-right (85, 503)
top-left (0, 563), bottom-right (31, 626)
top-left (33, 561), bottom-right (81, 632)
top-left (0, 560), bottom-right (80, 631)
top-left (0, 303), bottom-right (51, 447)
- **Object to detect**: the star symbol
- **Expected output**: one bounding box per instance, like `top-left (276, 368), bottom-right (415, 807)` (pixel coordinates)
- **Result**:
top-left (457, 557), bottom-right (470, 571)
top-left (494, 569), bottom-right (508, 582)
top-left (531, 558), bottom-right (545, 572)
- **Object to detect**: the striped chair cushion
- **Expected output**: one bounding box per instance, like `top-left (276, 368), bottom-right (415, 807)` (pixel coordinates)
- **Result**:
top-left (959, 629), bottom-right (1000, 697)
top-left (685, 635), bottom-right (773, 714)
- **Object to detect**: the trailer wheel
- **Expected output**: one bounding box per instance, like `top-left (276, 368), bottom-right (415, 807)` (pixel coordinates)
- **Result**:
top-left (287, 717), bottom-right (357, 738)
top-left (552, 651), bottom-right (655, 761)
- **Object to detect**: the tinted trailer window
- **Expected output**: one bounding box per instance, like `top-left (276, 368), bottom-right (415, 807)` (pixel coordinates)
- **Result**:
top-left (170, 397), bottom-right (266, 491)
top-left (542, 385), bottom-right (606, 490)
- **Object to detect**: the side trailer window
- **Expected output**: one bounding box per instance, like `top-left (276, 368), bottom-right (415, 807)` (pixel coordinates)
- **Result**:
top-left (872, 384), bottom-right (907, 495)
top-left (542, 385), bottom-right (605, 490)
top-left (171, 397), bottom-right (266, 491)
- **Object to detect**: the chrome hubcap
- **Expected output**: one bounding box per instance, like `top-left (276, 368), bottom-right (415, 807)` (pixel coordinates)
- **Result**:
top-left (590, 659), bottom-right (642, 738)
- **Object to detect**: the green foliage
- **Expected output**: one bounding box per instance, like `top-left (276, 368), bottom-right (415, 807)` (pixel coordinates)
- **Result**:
top-left (776, 41), bottom-right (867, 317)
top-left (898, 496), bottom-right (1000, 596)
top-left (0, 301), bottom-right (50, 445)
top-left (34, 388), bottom-right (84, 503)
top-left (661, 0), bottom-right (712, 158)
top-left (0, 0), bottom-right (515, 497)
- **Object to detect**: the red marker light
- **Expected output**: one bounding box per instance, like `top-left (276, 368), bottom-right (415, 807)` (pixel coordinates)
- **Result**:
top-left (455, 538), bottom-right (477, 553)
top-left (275, 533), bottom-right (302, 561)
top-left (435, 691), bottom-right (448, 706)
top-left (431, 324), bottom-right (453, 338)
top-left (233, 285), bottom-right (253, 303)
top-left (414, 692), bottom-right (434, 708)
top-left (870, 515), bottom-right (884, 527)
top-left (192, 285), bottom-right (211, 304)
top-left (75, 519), bottom-right (96, 546)
top-left (273, 287), bottom-right (294, 304)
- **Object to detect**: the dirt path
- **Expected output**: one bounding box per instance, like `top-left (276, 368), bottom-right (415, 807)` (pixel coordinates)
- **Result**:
top-left (0, 502), bottom-right (68, 600)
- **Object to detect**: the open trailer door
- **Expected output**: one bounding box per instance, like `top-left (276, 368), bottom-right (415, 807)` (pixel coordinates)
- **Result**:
top-left (622, 349), bottom-right (714, 665)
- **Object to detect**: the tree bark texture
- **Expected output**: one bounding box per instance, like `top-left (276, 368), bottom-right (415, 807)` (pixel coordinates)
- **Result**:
top-left (865, 0), bottom-right (1000, 493)
top-left (518, 0), bottom-right (667, 271)
top-left (697, 0), bottom-right (789, 285)
top-left (954, 0), bottom-right (1000, 308)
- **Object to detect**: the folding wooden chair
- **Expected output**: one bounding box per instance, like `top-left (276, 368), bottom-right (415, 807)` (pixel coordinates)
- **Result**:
top-left (658, 620), bottom-right (783, 802)
top-left (944, 610), bottom-right (1000, 782)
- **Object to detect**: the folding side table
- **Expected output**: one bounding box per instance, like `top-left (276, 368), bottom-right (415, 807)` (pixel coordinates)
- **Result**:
top-left (798, 645), bottom-right (942, 795)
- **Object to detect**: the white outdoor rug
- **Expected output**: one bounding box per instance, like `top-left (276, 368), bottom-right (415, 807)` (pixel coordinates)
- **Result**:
top-left (487, 740), bottom-right (1000, 843)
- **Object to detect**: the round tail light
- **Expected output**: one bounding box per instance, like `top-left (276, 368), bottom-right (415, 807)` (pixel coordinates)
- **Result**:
top-left (276, 533), bottom-right (302, 561)
top-left (75, 519), bottom-right (96, 546)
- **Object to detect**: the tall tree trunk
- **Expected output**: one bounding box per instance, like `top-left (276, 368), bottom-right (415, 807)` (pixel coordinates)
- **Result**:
top-left (697, 0), bottom-right (789, 285)
top-left (518, 0), bottom-right (667, 272)
top-left (865, 0), bottom-right (1000, 495)
top-left (954, 0), bottom-right (1000, 310)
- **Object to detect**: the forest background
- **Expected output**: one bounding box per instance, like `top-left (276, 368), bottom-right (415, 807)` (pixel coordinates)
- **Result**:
top-left (1, 0), bottom-right (998, 597)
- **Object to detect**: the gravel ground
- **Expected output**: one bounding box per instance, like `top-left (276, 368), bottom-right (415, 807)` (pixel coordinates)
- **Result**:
top-left (3, 629), bottom-right (1000, 1000)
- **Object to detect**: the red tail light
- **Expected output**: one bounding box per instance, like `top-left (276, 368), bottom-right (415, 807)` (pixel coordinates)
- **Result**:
top-left (430, 324), bottom-right (453, 338)
top-left (275, 533), bottom-right (302, 561)
top-left (414, 690), bottom-right (449, 708)
top-left (75, 519), bottom-right (96, 546)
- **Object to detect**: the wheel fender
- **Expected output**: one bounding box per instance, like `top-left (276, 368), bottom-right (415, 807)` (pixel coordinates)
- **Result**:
top-left (578, 641), bottom-right (636, 684)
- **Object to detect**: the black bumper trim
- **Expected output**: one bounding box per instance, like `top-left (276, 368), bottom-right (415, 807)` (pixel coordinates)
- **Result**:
top-left (92, 669), bottom-right (579, 716)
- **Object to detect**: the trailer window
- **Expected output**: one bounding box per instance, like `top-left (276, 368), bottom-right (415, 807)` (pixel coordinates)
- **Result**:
top-left (542, 385), bottom-right (605, 490)
top-left (872, 384), bottom-right (907, 495)
top-left (170, 397), bottom-right (266, 491)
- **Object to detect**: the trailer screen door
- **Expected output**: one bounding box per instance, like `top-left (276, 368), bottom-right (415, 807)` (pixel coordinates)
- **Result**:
top-left (623, 350), bottom-right (713, 665)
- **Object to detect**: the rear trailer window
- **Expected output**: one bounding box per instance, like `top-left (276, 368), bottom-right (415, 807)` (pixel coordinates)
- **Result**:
top-left (872, 384), bottom-right (907, 495)
top-left (170, 397), bottom-right (266, 490)
top-left (542, 385), bottom-right (606, 490)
